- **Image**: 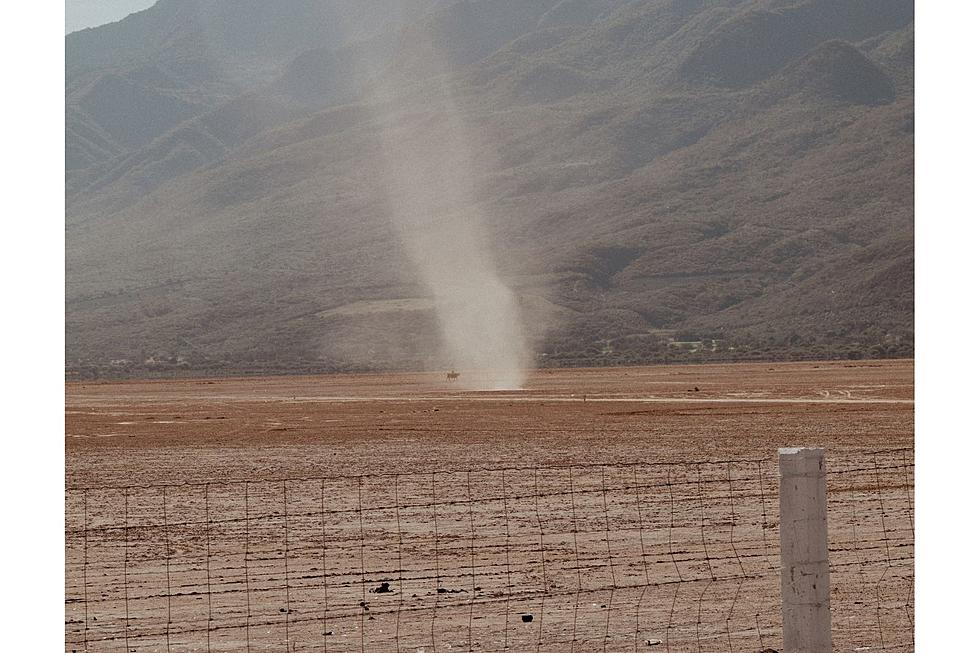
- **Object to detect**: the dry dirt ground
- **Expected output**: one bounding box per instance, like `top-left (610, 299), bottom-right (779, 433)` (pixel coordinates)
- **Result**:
top-left (65, 360), bottom-right (913, 652)
top-left (66, 360), bottom-right (912, 486)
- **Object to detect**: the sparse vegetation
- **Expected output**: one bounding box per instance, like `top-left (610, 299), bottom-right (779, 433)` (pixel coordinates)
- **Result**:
top-left (66, 0), bottom-right (914, 378)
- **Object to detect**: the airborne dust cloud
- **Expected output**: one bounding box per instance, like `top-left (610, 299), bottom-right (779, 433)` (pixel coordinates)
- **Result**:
top-left (352, 12), bottom-right (530, 390)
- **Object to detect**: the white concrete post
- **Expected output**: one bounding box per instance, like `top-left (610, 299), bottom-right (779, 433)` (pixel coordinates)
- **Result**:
top-left (779, 447), bottom-right (832, 653)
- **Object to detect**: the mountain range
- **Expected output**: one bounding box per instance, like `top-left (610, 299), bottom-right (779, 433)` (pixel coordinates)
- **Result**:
top-left (66, 0), bottom-right (914, 376)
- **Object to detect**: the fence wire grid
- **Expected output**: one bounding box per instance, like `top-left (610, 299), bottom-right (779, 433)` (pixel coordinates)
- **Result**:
top-left (65, 449), bottom-right (913, 652)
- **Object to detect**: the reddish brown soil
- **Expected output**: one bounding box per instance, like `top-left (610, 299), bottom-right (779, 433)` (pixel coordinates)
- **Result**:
top-left (66, 359), bottom-right (912, 487)
top-left (65, 360), bottom-right (913, 652)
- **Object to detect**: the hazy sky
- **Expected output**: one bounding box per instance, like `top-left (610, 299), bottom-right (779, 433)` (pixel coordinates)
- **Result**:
top-left (66, 0), bottom-right (157, 34)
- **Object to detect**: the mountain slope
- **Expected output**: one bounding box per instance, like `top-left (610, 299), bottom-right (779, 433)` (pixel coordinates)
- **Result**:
top-left (66, 0), bottom-right (443, 172)
top-left (66, 0), bottom-right (914, 376)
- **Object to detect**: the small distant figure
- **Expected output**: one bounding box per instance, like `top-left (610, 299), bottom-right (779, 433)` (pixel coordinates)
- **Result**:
top-left (446, 370), bottom-right (460, 382)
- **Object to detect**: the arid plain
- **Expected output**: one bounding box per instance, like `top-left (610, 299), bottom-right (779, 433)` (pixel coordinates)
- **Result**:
top-left (65, 360), bottom-right (913, 652)
top-left (66, 359), bottom-right (911, 486)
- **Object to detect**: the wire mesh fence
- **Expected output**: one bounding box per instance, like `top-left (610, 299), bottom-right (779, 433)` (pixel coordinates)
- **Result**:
top-left (825, 449), bottom-right (915, 652)
top-left (65, 449), bottom-right (912, 652)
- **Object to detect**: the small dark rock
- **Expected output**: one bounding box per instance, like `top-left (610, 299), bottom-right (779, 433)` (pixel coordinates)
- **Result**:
top-left (373, 582), bottom-right (392, 593)
top-left (521, 614), bottom-right (533, 623)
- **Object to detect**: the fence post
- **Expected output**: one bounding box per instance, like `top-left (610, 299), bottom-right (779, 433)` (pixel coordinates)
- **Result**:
top-left (779, 447), bottom-right (832, 653)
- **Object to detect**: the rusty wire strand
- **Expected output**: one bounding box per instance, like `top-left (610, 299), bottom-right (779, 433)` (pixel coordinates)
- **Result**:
top-left (63, 452), bottom-right (912, 652)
